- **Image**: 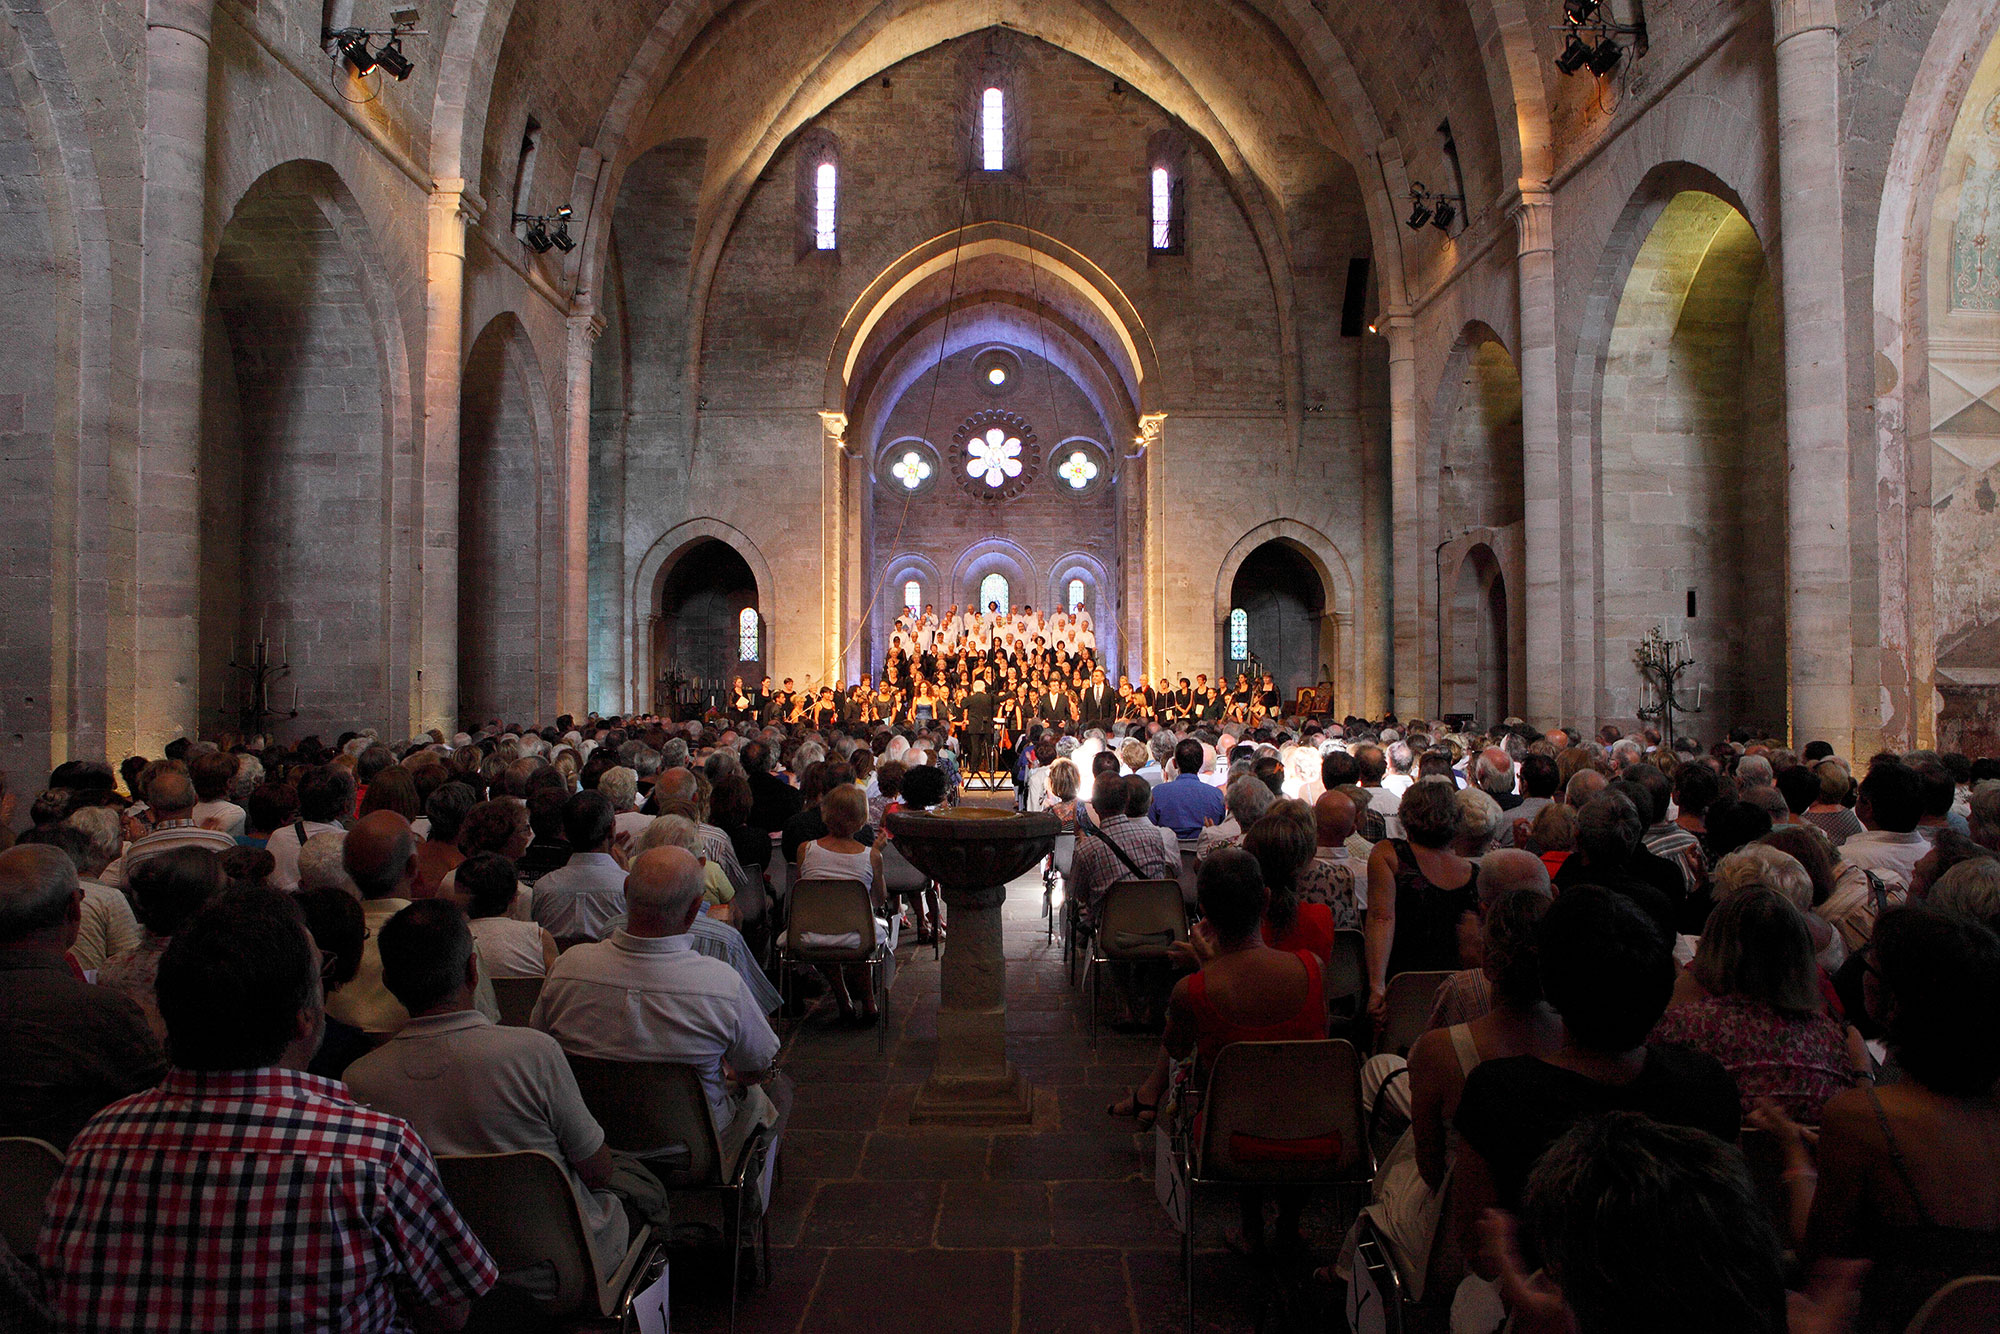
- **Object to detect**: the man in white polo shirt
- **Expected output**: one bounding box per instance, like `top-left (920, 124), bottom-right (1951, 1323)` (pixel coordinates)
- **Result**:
top-left (532, 847), bottom-right (790, 1168)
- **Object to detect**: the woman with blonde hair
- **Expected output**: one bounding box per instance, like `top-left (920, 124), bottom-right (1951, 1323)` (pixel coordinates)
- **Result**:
top-left (797, 783), bottom-right (888, 1024)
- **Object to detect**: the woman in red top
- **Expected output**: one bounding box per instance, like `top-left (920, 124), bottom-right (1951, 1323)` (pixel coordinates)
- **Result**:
top-left (1163, 848), bottom-right (1327, 1254)
top-left (1244, 799), bottom-right (1337, 963)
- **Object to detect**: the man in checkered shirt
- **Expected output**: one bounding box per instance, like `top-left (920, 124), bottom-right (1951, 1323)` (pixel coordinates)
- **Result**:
top-left (38, 888), bottom-right (497, 1332)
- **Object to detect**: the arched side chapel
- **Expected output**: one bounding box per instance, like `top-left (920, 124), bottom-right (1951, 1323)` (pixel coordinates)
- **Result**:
top-left (0, 0), bottom-right (1995, 782)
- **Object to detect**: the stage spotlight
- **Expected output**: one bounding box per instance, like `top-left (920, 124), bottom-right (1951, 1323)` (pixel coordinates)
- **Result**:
top-left (524, 220), bottom-right (554, 253)
top-left (1555, 34), bottom-right (1592, 75)
top-left (1586, 37), bottom-right (1623, 75)
top-left (374, 36), bottom-right (414, 81)
top-left (1563, 0), bottom-right (1601, 21)
top-left (1406, 199), bottom-right (1433, 230)
top-left (549, 205), bottom-right (577, 253)
top-left (1430, 198), bottom-right (1457, 232)
top-left (334, 30), bottom-right (377, 75)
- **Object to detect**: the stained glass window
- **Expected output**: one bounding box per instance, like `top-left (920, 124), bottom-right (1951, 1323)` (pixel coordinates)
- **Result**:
top-left (1228, 608), bottom-right (1248, 661)
top-left (1068, 579), bottom-right (1085, 614)
top-left (979, 572), bottom-right (1009, 615)
top-left (1152, 167), bottom-right (1173, 250)
top-left (981, 88), bottom-right (1005, 170)
top-left (1058, 449), bottom-right (1098, 490)
top-left (904, 580), bottom-right (922, 614)
top-left (739, 607), bottom-right (760, 661)
top-left (965, 427), bottom-right (1023, 487)
top-left (892, 449), bottom-right (932, 489)
top-left (814, 161), bottom-right (837, 250)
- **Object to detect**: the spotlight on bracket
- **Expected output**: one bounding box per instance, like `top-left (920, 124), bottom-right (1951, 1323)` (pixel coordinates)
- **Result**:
top-left (1405, 181), bottom-right (1464, 235)
top-left (1551, 0), bottom-right (1646, 78)
top-left (514, 205), bottom-right (577, 255)
top-left (325, 8), bottom-right (426, 82)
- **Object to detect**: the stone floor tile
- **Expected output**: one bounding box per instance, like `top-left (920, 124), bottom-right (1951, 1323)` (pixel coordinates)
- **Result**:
top-left (858, 1131), bottom-right (994, 1180)
top-left (805, 1247), bottom-right (1017, 1333)
top-left (799, 1180), bottom-right (942, 1248)
top-left (1018, 1247), bottom-right (1137, 1333)
top-left (1050, 1178), bottom-right (1182, 1250)
top-left (936, 1179), bottom-right (1052, 1247)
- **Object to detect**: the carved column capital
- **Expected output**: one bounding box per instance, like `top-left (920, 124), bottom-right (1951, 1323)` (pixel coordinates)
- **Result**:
top-left (1515, 185), bottom-right (1554, 257)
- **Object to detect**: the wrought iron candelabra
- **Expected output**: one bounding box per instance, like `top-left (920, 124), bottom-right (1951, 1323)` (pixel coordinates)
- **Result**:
top-left (226, 622), bottom-right (299, 735)
top-left (1634, 623), bottom-right (1702, 750)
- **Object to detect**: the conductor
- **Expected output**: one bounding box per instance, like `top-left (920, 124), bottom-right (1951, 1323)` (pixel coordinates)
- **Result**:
top-left (962, 672), bottom-right (998, 778)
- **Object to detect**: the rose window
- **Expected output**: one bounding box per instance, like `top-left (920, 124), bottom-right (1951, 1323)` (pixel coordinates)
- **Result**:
top-left (892, 450), bottom-right (933, 489)
top-left (1058, 450), bottom-right (1099, 490)
top-left (966, 428), bottom-right (1024, 487)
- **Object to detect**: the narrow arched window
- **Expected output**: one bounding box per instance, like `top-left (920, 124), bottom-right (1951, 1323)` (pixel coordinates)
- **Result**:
top-left (1228, 608), bottom-right (1248, 661)
top-left (814, 161), bottom-right (838, 250)
top-left (903, 581), bottom-right (922, 614)
top-left (1151, 167), bottom-right (1173, 250)
top-left (979, 572), bottom-right (1010, 616)
top-left (981, 88), bottom-right (1006, 171)
top-left (738, 608), bottom-right (760, 662)
top-left (1068, 579), bottom-right (1086, 615)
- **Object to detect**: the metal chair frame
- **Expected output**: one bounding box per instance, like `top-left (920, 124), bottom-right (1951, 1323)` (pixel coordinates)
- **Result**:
top-left (1085, 878), bottom-right (1188, 1037)
top-left (777, 876), bottom-right (895, 1050)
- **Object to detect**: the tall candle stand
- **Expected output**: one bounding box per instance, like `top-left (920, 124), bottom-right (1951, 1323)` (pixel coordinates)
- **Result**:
top-left (227, 631), bottom-right (299, 736)
top-left (1634, 623), bottom-right (1701, 750)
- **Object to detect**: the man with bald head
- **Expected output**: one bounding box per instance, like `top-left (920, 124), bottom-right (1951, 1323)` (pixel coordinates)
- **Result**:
top-left (1426, 849), bottom-right (1555, 1030)
top-left (1297, 788), bottom-right (1364, 927)
top-left (0, 844), bottom-right (165, 1145)
top-left (534, 848), bottom-right (790, 1168)
top-left (332, 810), bottom-right (499, 1035)
top-left (119, 765), bottom-right (237, 881)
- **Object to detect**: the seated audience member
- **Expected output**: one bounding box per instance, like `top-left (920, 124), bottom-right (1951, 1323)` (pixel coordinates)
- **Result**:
top-left (415, 780), bottom-right (476, 899)
top-left (642, 813), bottom-right (735, 906)
top-left (1971, 780), bottom-right (1999, 854)
top-left (796, 783), bottom-right (889, 1023)
top-left (1654, 886), bottom-right (1866, 1123)
top-left (1149, 738), bottom-right (1227, 840)
top-left (1160, 849), bottom-right (1327, 1254)
top-left (1067, 775), bottom-right (1178, 926)
top-left (530, 790), bottom-right (628, 944)
top-left (1525, 801), bottom-right (1577, 880)
top-left (265, 764), bottom-right (354, 891)
top-left (0, 845), bottom-right (165, 1147)
top-left (781, 761), bottom-right (875, 862)
top-left (620, 820), bottom-right (782, 1014)
top-left (1763, 822), bottom-right (1897, 954)
top-left (1246, 800), bottom-right (1342, 950)
top-left (237, 780), bottom-right (294, 850)
top-left (1842, 760), bottom-right (1929, 888)
top-left (893, 764), bottom-right (950, 941)
top-left (709, 771), bottom-right (767, 877)
top-left (1552, 791), bottom-right (1680, 940)
top-left (1365, 779), bottom-right (1478, 1022)
top-left (1352, 888), bottom-right (1562, 1293)
top-left (347, 900), bottom-right (638, 1283)
top-left (1928, 855), bottom-right (2000, 929)
top-left (599, 764), bottom-right (652, 845)
top-left (1297, 788), bottom-right (1362, 924)
top-left (188, 749), bottom-right (246, 837)
top-left (1198, 774), bottom-right (1274, 862)
top-left (332, 810), bottom-right (498, 1036)
top-left (1494, 1113), bottom-right (1791, 1334)
top-left (98, 846), bottom-right (226, 1043)
top-left (1427, 849), bottom-right (1552, 1030)
top-left (515, 786), bottom-right (575, 884)
top-left (1502, 753), bottom-right (1560, 848)
top-left (533, 848), bottom-right (792, 1169)
top-left (120, 767), bottom-right (238, 879)
top-left (454, 796), bottom-right (533, 895)
top-left (37, 887), bottom-right (498, 1329)
top-left (359, 765), bottom-right (421, 822)
top-left (1803, 760), bottom-right (1867, 847)
top-left (294, 884), bottom-right (373, 1079)
top-left (1039, 757), bottom-right (1080, 832)
top-left (1802, 905), bottom-right (2000, 1333)
top-left (1451, 887), bottom-right (1740, 1303)
top-left (460, 851), bottom-right (558, 978)
top-left (16, 818), bottom-right (139, 972)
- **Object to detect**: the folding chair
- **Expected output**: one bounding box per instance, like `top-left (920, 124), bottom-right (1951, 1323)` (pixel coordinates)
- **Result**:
top-left (1044, 831), bottom-right (1076, 943)
top-left (1177, 844), bottom-right (1201, 910)
top-left (0, 1136), bottom-right (63, 1259)
top-left (880, 840), bottom-right (939, 959)
top-left (1324, 929), bottom-right (1367, 1039)
top-left (1181, 1040), bottom-right (1372, 1333)
top-left (778, 877), bottom-right (895, 1049)
top-left (1086, 878), bottom-right (1188, 1037)
top-left (435, 1149), bottom-right (665, 1327)
top-left (1375, 970), bottom-right (1454, 1057)
top-left (1346, 1166), bottom-right (1465, 1333)
top-left (566, 1056), bottom-right (776, 1334)
top-left (1905, 1276), bottom-right (2000, 1333)
top-left (487, 975), bottom-right (544, 1028)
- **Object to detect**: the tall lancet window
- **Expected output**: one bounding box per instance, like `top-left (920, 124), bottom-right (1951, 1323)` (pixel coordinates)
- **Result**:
top-left (979, 572), bottom-right (1010, 616)
top-left (981, 88), bottom-right (1006, 171)
top-left (1068, 579), bottom-right (1086, 615)
top-left (814, 162), bottom-right (838, 250)
top-left (903, 581), bottom-right (922, 614)
top-left (1228, 608), bottom-right (1248, 662)
top-left (1151, 168), bottom-right (1173, 250)
top-left (738, 608), bottom-right (760, 662)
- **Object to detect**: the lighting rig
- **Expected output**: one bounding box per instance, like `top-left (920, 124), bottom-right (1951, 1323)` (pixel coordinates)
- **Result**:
top-left (326, 7), bottom-right (424, 81)
top-left (1554, 0), bottom-right (1647, 77)
top-left (513, 205), bottom-right (578, 254)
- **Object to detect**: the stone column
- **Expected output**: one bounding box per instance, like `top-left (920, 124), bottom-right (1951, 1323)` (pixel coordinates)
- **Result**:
top-left (1384, 312), bottom-right (1421, 719)
top-left (132, 0), bottom-right (214, 754)
top-left (1135, 412), bottom-right (1167, 682)
top-left (1516, 187), bottom-right (1563, 727)
top-left (1772, 0), bottom-right (1855, 753)
top-left (818, 412), bottom-right (849, 687)
top-left (418, 181), bottom-right (480, 735)
top-left (562, 306), bottom-right (601, 716)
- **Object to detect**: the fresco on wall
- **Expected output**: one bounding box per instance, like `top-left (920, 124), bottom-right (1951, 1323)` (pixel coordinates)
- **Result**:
top-left (1951, 94), bottom-right (2000, 312)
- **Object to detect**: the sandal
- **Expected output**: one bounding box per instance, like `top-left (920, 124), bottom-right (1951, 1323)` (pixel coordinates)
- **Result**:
top-left (1107, 1087), bottom-right (1158, 1129)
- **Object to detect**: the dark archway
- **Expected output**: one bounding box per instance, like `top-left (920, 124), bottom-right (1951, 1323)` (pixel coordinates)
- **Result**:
top-left (1227, 540), bottom-right (1327, 702)
top-left (1447, 544), bottom-right (1510, 725)
top-left (658, 539), bottom-right (761, 708)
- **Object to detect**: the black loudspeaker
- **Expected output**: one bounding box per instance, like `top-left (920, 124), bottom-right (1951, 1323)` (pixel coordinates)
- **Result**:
top-left (1340, 258), bottom-right (1370, 337)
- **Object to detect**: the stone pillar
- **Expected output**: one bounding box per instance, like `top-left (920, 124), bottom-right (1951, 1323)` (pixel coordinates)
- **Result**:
top-left (562, 306), bottom-right (601, 716)
top-left (1772, 0), bottom-right (1855, 753)
top-left (1516, 187), bottom-right (1563, 728)
top-left (132, 0), bottom-right (214, 754)
top-left (1384, 313), bottom-right (1420, 719)
top-left (418, 181), bottom-right (480, 735)
top-left (818, 412), bottom-right (849, 686)
top-left (1135, 412), bottom-right (1167, 682)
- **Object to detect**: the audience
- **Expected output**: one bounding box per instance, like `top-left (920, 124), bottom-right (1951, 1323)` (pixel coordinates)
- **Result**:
top-left (528, 790), bottom-right (627, 945)
top-left (1365, 779), bottom-right (1478, 1021)
top-left (97, 846), bottom-right (226, 1043)
top-left (460, 850), bottom-right (558, 978)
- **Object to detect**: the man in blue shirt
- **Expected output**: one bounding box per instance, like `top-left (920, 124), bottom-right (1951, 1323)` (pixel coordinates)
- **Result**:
top-left (1148, 739), bottom-right (1227, 840)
